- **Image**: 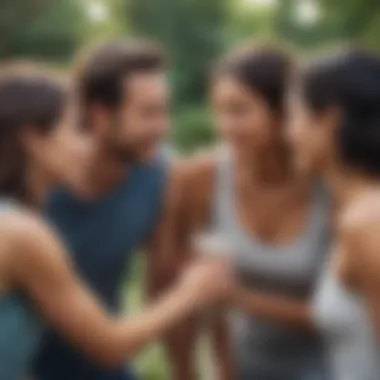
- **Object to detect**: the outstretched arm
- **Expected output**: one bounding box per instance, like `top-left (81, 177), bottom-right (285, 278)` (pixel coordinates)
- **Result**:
top-left (339, 211), bottom-right (380, 337)
top-left (5, 211), bottom-right (230, 369)
top-left (209, 313), bottom-right (236, 380)
top-left (226, 282), bottom-right (314, 332)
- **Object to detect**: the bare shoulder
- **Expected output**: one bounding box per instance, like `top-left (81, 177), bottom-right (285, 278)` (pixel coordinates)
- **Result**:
top-left (337, 193), bottom-right (380, 277)
top-left (165, 157), bottom-right (188, 191)
top-left (183, 148), bottom-right (219, 178)
top-left (163, 149), bottom-right (219, 204)
top-left (338, 193), bottom-right (380, 243)
top-left (0, 207), bottom-right (46, 243)
top-left (0, 209), bottom-right (36, 288)
top-left (0, 207), bottom-right (65, 266)
top-left (0, 208), bottom-right (63, 285)
top-left (182, 148), bottom-right (220, 196)
top-left (168, 148), bottom-right (220, 228)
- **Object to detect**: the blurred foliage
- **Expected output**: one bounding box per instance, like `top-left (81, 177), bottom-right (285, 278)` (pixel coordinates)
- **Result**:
top-left (124, 0), bottom-right (229, 106)
top-left (171, 107), bottom-right (217, 155)
top-left (0, 0), bottom-right (88, 62)
top-left (123, 257), bottom-right (169, 380)
top-left (2, 0), bottom-right (380, 153)
top-left (0, 0), bottom-right (51, 57)
top-left (272, 0), bottom-right (380, 50)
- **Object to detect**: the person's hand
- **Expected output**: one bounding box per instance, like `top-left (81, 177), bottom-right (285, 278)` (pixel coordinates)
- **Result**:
top-left (193, 232), bottom-right (234, 260)
top-left (222, 278), bottom-right (242, 306)
top-left (178, 259), bottom-right (233, 310)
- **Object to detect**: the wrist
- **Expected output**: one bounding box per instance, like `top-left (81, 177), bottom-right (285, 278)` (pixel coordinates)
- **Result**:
top-left (229, 283), bottom-right (260, 309)
top-left (226, 282), bottom-right (241, 305)
top-left (172, 283), bottom-right (203, 314)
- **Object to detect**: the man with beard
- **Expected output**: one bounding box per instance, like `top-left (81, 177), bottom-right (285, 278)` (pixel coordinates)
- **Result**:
top-left (32, 40), bottom-right (191, 380)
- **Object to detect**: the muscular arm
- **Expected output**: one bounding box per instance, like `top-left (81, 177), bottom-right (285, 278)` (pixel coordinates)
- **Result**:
top-left (210, 314), bottom-right (236, 380)
top-left (340, 209), bottom-right (380, 337)
top-left (227, 282), bottom-right (314, 332)
top-left (5, 211), bottom-right (220, 369)
top-left (208, 282), bottom-right (315, 380)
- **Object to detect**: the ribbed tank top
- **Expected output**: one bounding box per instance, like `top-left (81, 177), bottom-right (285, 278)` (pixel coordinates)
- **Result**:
top-left (211, 151), bottom-right (332, 380)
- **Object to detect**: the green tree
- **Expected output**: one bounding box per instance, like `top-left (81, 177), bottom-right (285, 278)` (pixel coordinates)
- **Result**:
top-left (319, 0), bottom-right (380, 47)
top-left (0, 0), bottom-right (50, 58)
top-left (272, 0), bottom-right (380, 51)
top-left (225, 0), bottom-right (278, 45)
top-left (0, 0), bottom-right (88, 62)
top-left (124, 0), bottom-right (228, 106)
top-left (171, 107), bottom-right (216, 154)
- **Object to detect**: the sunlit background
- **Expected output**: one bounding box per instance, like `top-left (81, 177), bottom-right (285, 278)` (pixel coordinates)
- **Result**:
top-left (2, 0), bottom-right (380, 378)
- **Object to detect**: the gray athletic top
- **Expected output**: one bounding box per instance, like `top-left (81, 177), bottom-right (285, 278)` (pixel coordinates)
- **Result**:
top-left (211, 151), bottom-right (331, 380)
top-left (314, 254), bottom-right (380, 380)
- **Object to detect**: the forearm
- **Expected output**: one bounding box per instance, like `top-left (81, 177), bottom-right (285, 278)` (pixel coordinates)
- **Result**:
top-left (230, 284), bottom-right (314, 332)
top-left (210, 314), bottom-right (236, 380)
top-left (164, 317), bottom-right (198, 380)
top-left (108, 285), bottom-right (202, 367)
top-left (37, 281), bottom-right (201, 369)
top-left (151, 269), bottom-right (198, 380)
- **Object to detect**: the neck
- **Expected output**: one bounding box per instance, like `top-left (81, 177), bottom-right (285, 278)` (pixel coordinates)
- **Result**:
top-left (234, 141), bottom-right (295, 188)
top-left (25, 164), bottom-right (56, 209)
top-left (81, 145), bottom-right (129, 199)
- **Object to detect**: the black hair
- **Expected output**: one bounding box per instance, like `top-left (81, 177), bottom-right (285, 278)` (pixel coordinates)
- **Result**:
top-left (215, 43), bottom-right (294, 114)
top-left (77, 39), bottom-right (167, 110)
top-left (300, 49), bottom-right (380, 176)
top-left (0, 71), bottom-right (66, 201)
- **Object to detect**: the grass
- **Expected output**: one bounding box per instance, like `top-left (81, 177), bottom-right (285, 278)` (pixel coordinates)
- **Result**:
top-left (123, 256), bottom-right (170, 380)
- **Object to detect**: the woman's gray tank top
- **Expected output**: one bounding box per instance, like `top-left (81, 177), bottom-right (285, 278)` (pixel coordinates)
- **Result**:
top-left (313, 252), bottom-right (380, 380)
top-left (211, 151), bottom-right (331, 380)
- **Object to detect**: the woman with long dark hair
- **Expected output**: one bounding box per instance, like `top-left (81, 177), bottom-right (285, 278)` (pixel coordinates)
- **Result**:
top-left (0, 69), bottom-right (231, 380)
top-left (173, 45), bottom-right (332, 380)
top-left (190, 47), bottom-right (380, 380)
top-left (287, 48), bottom-right (380, 380)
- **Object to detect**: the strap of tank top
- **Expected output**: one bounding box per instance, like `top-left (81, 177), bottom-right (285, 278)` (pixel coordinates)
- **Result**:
top-left (302, 180), bottom-right (333, 283)
top-left (308, 181), bottom-right (332, 236)
top-left (211, 153), bottom-right (332, 238)
top-left (210, 146), bottom-right (235, 231)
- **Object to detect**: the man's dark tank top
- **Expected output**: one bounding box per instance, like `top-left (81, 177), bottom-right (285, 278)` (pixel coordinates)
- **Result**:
top-left (32, 155), bottom-right (169, 380)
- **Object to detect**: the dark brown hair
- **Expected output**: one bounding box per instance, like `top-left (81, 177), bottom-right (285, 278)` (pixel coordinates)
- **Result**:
top-left (76, 39), bottom-right (167, 110)
top-left (0, 69), bottom-right (66, 201)
top-left (301, 49), bottom-right (380, 176)
top-left (215, 43), bottom-right (294, 114)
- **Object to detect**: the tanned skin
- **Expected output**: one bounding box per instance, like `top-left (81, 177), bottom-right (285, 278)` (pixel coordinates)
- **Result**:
top-left (165, 148), bottom-right (321, 380)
